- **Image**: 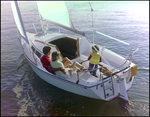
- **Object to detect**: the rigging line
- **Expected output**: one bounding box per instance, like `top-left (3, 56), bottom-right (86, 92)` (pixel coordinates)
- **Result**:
top-left (96, 31), bottom-right (130, 46)
top-left (89, 2), bottom-right (95, 44)
top-left (89, 2), bottom-right (94, 27)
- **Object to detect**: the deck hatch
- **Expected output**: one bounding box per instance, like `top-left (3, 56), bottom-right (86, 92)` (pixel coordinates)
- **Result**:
top-left (49, 37), bottom-right (78, 60)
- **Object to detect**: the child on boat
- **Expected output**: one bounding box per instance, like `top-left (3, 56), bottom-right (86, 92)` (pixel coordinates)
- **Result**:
top-left (88, 45), bottom-right (102, 77)
top-left (51, 51), bottom-right (84, 77)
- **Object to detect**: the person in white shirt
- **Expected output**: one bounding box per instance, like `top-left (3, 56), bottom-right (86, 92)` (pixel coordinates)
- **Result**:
top-left (50, 51), bottom-right (84, 78)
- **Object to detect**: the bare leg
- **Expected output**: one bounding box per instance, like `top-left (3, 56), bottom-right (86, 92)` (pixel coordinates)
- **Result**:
top-left (68, 62), bottom-right (77, 76)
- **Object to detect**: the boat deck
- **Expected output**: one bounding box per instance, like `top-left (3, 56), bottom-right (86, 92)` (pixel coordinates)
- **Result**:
top-left (67, 54), bottom-right (120, 86)
top-left (27, 32), bottom-right (120, 86)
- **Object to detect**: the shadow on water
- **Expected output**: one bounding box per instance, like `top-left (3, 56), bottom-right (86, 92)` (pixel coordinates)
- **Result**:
top-left (12, 54), bottom-right (134, 116)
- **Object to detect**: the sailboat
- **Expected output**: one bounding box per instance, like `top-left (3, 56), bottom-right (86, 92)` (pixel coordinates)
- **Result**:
top-left (11, 1), bottom-right (138, 101)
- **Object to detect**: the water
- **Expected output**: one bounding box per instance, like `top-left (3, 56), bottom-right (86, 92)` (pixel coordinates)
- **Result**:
top-left (1, 1), bottom-right (149, 116)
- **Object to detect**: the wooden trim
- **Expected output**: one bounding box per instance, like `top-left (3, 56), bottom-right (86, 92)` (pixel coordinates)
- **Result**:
top-left (66, 34), bottom-right (78, 39)
top-left (24, 50), bottom-right (37, 65)
top-left (29, 32), bottom-right (36, 34)
top-left (35, 39), bottom-right (64, 59)
top-left (76, 38), bottom-right (80, 57)
top-left (35, 39), bottom-right (56, 47)
top-left (32, 43), bottom-right (43, 53)
top-left (33, 40), bottom-right (55, 53)
top-left (20, 37), bottom-right (37, 65)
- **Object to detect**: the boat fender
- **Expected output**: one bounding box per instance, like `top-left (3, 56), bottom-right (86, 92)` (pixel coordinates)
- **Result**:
top-left (131, 64), bottom-right (137, 76)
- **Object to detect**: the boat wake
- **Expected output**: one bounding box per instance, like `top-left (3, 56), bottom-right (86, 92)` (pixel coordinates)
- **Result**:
top-left (137, 68), bottom-right (149, 71)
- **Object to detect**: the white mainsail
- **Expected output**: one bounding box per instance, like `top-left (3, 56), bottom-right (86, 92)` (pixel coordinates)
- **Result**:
top-left (37, 1), bottom-right (85, 36)
top-left (11, 1), bottom-right (29, 44)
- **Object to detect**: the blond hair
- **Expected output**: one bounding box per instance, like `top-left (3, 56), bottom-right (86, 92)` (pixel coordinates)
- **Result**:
top-left (52, 51), bottom-right (60, 61)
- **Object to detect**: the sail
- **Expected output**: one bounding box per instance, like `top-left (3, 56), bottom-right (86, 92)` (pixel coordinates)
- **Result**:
top-left (37, 1), bottom-right (85, 36)
top-left (11, 1), bottom-right (29, 44)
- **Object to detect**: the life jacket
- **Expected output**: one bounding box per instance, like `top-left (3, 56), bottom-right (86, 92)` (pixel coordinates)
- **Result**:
top-left (89, 52), bottom-right (100, 64)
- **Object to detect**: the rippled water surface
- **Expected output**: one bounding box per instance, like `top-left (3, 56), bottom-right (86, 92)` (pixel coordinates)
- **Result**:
top-left (1, 1), bottom-right (149, 116)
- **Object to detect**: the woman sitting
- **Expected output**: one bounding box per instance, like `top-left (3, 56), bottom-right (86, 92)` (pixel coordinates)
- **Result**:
top-left (50, 51), bottom-right (84, 77)
top-left (40, 46), bottom-right (65, 74)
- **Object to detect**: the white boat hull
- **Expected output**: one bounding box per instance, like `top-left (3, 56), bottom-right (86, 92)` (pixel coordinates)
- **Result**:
top-left (28, 59), bottom-right (126, 101)
top-left (28, 59), bottom-right (104, 100)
